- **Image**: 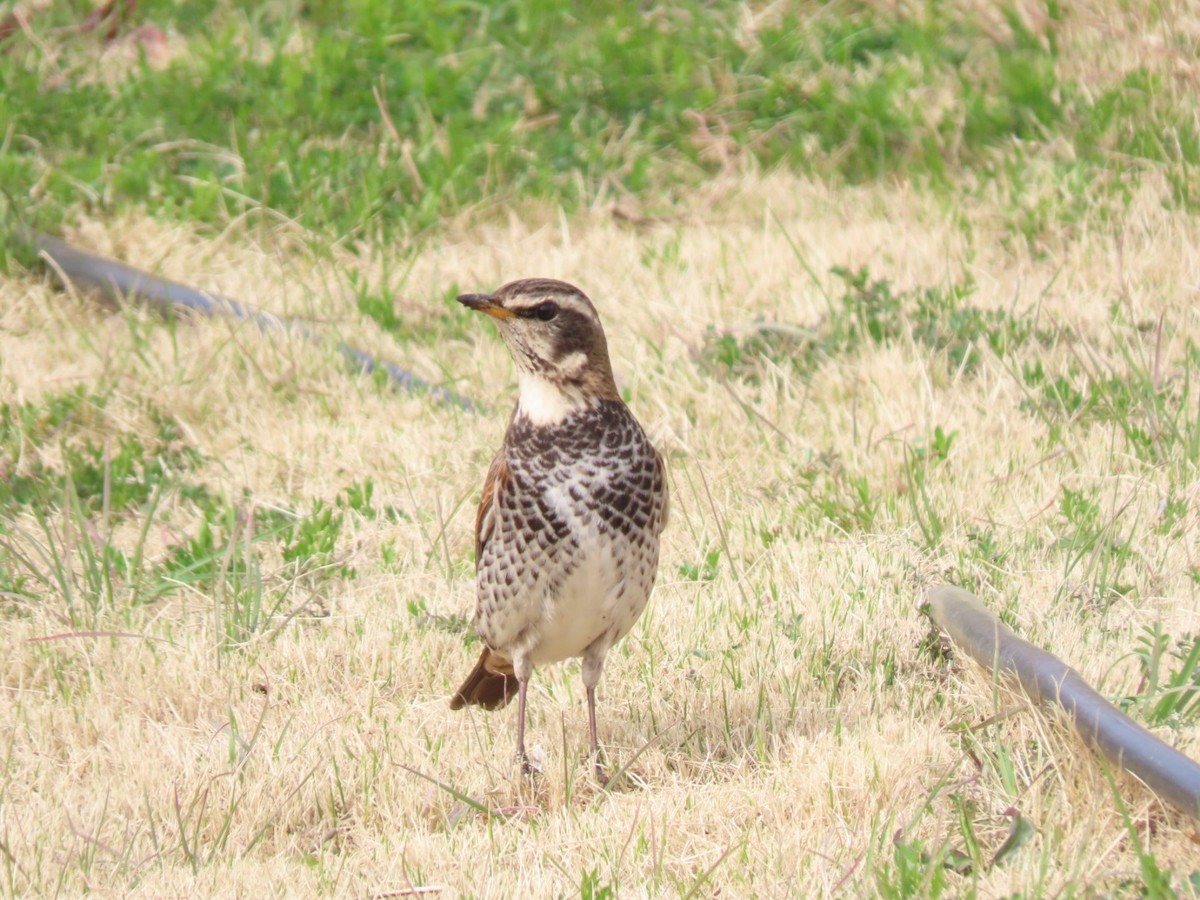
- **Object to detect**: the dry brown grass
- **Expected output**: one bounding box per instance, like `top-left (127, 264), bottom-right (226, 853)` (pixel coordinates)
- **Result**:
top-left (2, 170), bottom-right (1200, 896)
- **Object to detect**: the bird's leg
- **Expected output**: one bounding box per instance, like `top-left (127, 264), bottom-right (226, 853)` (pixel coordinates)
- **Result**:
top-left (516, 677), bottom-right (534, 775)
top-left (513, 654), bottom-right (537, 776)
top-left (582, 647), bottom-right (609, 785)
top-left (586, 684), bottom-right (609, 786)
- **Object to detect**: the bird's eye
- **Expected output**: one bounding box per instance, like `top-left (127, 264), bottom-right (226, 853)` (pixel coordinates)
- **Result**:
top-left (531, 302), bottom-right (558, 321)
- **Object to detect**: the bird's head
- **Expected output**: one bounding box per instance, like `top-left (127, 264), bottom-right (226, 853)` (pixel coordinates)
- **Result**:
top-left (458, 278), bottom-right (619, 420)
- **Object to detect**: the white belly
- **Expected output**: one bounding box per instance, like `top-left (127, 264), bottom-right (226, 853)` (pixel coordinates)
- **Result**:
top-left (528, 534), bottom-right (647, 665)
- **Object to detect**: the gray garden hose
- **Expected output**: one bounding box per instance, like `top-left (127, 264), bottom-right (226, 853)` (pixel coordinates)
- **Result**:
top-left (20, 229), bottom-right (474, 410)
top-left (923, 585), bottom-right (1200, 820)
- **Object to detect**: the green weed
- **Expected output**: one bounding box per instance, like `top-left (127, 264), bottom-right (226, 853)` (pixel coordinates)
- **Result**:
top-left (1050, 486), bottom-right (1136, 610)
top-left (336, 477), bottom-right (406, 522)
top-left (282, 500), bottom-right (349, 579)
top-left (4, 3), bottom-right (1196, 243)
top-left (578, 867), bottom-right (616, 900)
top-left (678, 546), bottom-right (721, 583)
top-left (1124, 623), bottom-right (1200, 730)
top-left (794, 461), bottom-right (878, 534)
top-left (703, 266), bottom-right (1051, 385)
top-left (875, 833), bottom-right (955, 899)
top-left (1020, 328), bottom-right (1200, 475)
top-left (0, 390), bottom-right (202, 517)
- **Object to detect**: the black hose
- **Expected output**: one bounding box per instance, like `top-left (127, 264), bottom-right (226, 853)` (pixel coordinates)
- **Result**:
top-left (923, 585), bottom-right (1200, 820)
top-left (21, 229), bottom-right (474, 410)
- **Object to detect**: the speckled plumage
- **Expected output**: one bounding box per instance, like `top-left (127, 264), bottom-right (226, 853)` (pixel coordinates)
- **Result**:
top-left (476, 398), bottom-right (667, 668)
top-left (449, 278), bottom-right (669, 781)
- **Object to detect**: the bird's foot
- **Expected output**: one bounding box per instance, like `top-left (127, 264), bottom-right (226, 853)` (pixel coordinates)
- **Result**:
top-left (517, 746), bottom-right (545, 778)
top-left (589, 743), bottom-right (611, 786)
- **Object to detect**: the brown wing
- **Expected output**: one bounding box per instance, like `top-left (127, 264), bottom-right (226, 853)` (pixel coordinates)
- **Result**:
top-left (474, 450), bottom-right (508, 568)
top-left (654, 447), bottom-right (670, 532)
top-left (452, 453), bottom-right (521, 710)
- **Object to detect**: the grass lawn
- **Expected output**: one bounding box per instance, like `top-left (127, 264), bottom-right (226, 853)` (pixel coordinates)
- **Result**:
top-left (3, 1), bottom-right (1200, 895)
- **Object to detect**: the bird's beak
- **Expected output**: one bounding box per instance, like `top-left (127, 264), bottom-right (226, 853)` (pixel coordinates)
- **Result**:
top-left (458, 293), bottom-right (515, 319)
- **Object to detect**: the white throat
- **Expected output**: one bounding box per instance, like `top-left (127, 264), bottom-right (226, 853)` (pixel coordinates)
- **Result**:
top-left (517, 372), bottom-right (589, 426)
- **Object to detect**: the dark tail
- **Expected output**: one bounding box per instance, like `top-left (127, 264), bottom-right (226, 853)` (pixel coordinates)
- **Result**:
top-left (449, 647), bottom-right (519, 710)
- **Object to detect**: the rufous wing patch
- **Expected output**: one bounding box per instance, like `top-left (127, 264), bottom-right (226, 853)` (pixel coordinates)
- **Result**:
top-left (475, 451), bottom-right (509, 565)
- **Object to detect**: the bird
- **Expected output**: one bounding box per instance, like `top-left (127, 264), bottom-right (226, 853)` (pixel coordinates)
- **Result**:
top-left (449, 277), bottom-right (669, 784)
